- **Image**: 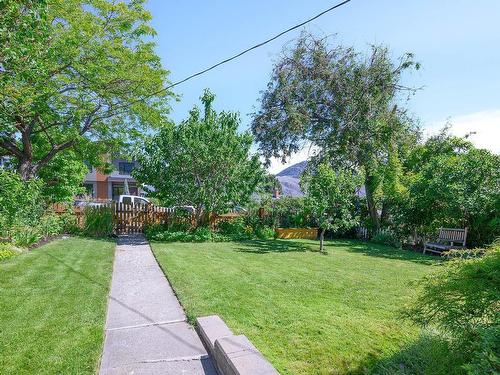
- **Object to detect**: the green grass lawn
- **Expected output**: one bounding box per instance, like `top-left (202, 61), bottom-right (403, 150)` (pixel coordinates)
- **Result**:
top-left (0, 237), bottom-right (115, 374)
top-left (152, 239), bottom-right (462, 375)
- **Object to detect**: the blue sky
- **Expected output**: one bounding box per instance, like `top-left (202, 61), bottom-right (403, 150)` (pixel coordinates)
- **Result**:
top-left (146, 0), bottom-right (500, 172)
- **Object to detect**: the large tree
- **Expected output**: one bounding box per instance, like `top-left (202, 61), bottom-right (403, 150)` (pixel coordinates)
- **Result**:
top-left (252, 33), bottom-right (420, 229)
top-left (134, 90), bottom-right (264, 224)
top-left (0, 0), bottom-right (172, 180)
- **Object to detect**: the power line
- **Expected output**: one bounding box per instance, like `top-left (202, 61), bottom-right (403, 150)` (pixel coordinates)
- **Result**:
top-left (114, 0), bottom-right (353, 112)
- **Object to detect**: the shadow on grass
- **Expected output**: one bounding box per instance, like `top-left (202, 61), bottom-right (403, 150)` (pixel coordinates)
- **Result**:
top-left (234, 239), bottom-right (315, 254)
top-left (326, 239), bottom-right (438, 265)
top-left (349, 331), bottom-right (465, 375)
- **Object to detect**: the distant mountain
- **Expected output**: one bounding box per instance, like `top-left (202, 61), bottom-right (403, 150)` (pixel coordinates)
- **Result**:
top-left (276, 161), bottom-right (307, 178)
top-left (274, 160), bottom-right (366, 198)
top-left (275, 161), bottom-right (307, 197)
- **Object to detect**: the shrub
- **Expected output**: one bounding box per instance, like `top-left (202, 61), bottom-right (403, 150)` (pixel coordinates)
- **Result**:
top-left (145, 225), bottom-right (231, 243)
top-left (397, 147), bottom-right (500, 247)
top-left (0, 170), bottom-right (45, 247)
top-left (217, 217), bottom-right (251, 240)
top-left (38, 212), bottom-right (64, 238)
top-left (463, 325), bottom-right (500, 374)
top-left (9, 225), bottom-right (42, 247)
top-left (255, 225), bottom-right (275, 240)
top-left (0, 170), bottom-right (71, 247)
top-left (83, 206), bottom-right (114, 237)
top-left (0, 243), bottom-right (20, 261)
top-left (371, 231), bottom-right (401, 248)
top-left (406, 243), bottom-right (500, 372)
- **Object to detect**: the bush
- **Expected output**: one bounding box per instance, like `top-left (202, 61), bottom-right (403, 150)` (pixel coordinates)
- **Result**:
top-left (146, 217), bottom-right (275, 242)
top-left (38, 212), bottom-right (64, 238)
top-left (371, 231), bottom-right (401, 248)
top-left (0, 170), bottom-right (70, 247)
top-left (83, 206), bottom-right (114, 237)
top-left (9, 225), bottom-right (42, 247)
top-left (0, 170), bottom-right (44, 229)
top-left (464, 325), bottom-right (500, 374)
top-left (255, 225), bottom-right (275, 240)
top-left (396, 146), bottom-right (500, 247)
top-left (0, 243), bottom-right (21, 261)
top-left (406, 243), bottom-right (500, 372)
top-left (145, 225), bottom-right (231, 243)
top-left (217, 217), bottom-right (251, 240)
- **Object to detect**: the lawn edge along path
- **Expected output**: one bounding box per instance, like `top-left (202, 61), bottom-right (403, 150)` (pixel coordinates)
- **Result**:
top-left (98, 234), bottom-right (217, 375)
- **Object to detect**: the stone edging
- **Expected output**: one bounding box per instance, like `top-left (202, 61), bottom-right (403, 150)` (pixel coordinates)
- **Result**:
top-left (196, 315), bottom-right (279, 375)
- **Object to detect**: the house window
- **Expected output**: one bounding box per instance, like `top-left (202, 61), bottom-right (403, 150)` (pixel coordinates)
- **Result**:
top-left (112, 182), bottom-right (138, 200)
top-left (118, 162), bottom-right (134, 175)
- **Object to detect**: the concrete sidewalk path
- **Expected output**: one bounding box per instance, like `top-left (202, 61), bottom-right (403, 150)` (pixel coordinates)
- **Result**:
top-left (99, 234), bottom-right (217, 375)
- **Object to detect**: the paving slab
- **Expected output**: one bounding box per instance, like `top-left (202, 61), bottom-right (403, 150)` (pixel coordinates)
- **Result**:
top-left (104, 358), bottom-right (217, 375)
top-left (101, 322), bottom-right (208, 368)
top-left (99, 234), bottom-right (216, 375)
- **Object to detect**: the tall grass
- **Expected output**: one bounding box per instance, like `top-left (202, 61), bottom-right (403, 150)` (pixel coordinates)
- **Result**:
top-left (83, 206), bottom-right (114, 237)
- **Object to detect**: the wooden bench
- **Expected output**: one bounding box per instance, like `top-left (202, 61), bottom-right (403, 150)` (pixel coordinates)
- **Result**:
top-left (423, 227), bottom-right (467, 255)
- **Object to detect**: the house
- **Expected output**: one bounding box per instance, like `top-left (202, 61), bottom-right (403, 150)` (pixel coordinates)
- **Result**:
top-left (83, 159), bottom-right (146, 200)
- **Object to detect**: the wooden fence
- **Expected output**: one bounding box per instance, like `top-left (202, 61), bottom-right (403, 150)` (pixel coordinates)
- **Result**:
top-left (51, 203), bottom-right (242, 234)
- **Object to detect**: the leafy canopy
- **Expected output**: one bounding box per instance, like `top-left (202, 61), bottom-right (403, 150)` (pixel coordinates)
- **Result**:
top-left (395, 129), bottom-right (500, 247)
top-left (301, 164), bottom-right (361, 234)
top-left (134, 90), bottom-right (264, 219)
top-left (0, 0), bottom-right (173, 179)
top-left (251, 33), bottom-right (420, 228)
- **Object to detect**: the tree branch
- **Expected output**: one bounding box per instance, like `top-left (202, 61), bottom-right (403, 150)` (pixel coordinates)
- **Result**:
top-left (0, 139), bottom-right (23, 158)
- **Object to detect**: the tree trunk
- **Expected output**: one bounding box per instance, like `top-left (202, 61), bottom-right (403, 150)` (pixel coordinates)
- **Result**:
top-left (380, 200), bottom-right (389, 225)
top-left (364, 174), bottom-right (380, 230)
top-left (17, 158), bottom-right (36, 180)
top-left (319, 228), bottom-right (325, 253)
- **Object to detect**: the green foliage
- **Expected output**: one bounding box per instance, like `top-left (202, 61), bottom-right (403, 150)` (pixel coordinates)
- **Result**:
top-left (0, 243), bottom-right (20, 261)
top-left (82, 206), bottom-right (114, 237)
top-left (371, 231), bottom-right (402, 249)
top-left (396, 132), bottom-right (500, 247)
top-left (144, 216), bottom-right (274, 243)
top-left (408, 246), bottom-right (499, 337)
top-left (0, 170), bottom-right (73, 246)
top-left (0, 170), bottom-right (44, 228)
top-left (217, 217), bottom-right (251, 240)
top-left (255, 173), bottom-right (282, 200)
top-left (8, 225), bottom-right (43, 248)
top-left (407, 245), bottom-right (500, 372)
top-left (252, 32), bottom-right (420, 228)
top-left (0, 0), bottom-right (172, 180)
top-left (254, 225), bottom-right (275, 240)
top-left (145, 225), bottom-right (230, 243)
top-left (301, 164), bottom-right (361, 234)
top-left (37, 150), bottom-right (88, 202)
top-left (463, 325), bottom-right (499, 375)
top-left (256, 197), bottom-right (311, 228)
top-left (134, 90), bottom-right (264, 224)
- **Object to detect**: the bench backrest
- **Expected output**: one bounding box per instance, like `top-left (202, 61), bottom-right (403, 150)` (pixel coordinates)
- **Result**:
top-left (438, 227), bottom-right (467, 246)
